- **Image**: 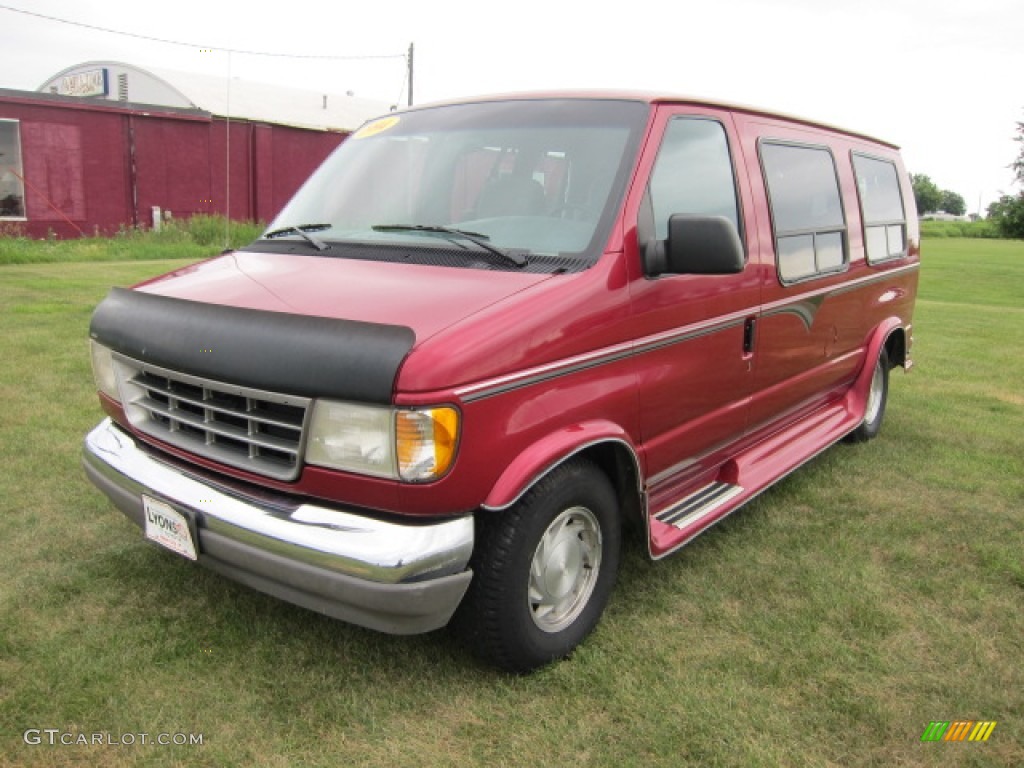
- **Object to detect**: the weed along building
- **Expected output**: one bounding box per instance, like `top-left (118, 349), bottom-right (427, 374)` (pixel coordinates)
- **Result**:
top-left (0, 61), bottom-right (388, 238)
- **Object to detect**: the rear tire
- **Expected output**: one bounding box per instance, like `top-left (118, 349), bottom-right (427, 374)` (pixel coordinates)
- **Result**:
top-left (452, 458), bottom-right (621, 673)
top-left (846, 347), bottom-right (889, 443)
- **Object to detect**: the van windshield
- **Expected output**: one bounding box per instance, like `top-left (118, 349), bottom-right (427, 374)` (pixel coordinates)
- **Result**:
top-left (263, 99), bottom-right (649, 267)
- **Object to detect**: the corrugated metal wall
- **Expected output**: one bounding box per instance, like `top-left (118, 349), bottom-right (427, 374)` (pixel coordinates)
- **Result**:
top-left (0, 91), bottom-right (346, 238)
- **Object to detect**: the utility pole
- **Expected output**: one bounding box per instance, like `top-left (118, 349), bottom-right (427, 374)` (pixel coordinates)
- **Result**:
top-left (407, 42), bottom-right (414, 107)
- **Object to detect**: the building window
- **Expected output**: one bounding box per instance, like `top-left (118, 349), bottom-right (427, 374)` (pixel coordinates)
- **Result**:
top-left (852, 153), bottom-right (907, 264)
top-left (0, 120), bottom-right (26, 219)
top-left (760, 141), bottom-right (847, 283)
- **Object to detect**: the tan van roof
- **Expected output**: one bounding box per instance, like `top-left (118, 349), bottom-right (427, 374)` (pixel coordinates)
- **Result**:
top-left (398, 90), bottom-right (899, 149)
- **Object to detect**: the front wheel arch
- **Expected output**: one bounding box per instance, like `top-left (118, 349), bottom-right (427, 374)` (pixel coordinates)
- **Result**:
top-left (482, 431), bottom-right (645, 535)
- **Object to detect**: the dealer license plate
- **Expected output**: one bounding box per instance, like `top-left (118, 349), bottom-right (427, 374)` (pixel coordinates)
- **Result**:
top-left (143, 495), bottom-right (197, 561)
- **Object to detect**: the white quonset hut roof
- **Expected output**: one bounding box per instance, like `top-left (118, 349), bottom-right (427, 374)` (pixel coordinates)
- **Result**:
top-left (38, 61), bottom-right (391, 132)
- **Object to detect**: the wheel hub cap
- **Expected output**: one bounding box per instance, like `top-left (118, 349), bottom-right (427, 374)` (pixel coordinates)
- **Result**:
top-left (528, 506), bottom-right (602, 633)
top-left (865, 360), bottom-right (884, 424)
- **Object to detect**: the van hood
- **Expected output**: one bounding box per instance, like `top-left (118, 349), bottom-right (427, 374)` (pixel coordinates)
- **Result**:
top-left (135, 249), bottom-right (556, 340)
top-left (90, 250), bottom-right (555, 404)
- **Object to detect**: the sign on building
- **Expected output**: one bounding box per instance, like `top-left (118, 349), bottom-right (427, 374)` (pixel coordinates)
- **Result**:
top-left (58, 69), bottom-right (109, 98)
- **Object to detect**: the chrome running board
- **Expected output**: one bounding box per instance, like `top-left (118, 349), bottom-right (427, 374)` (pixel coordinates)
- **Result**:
top-left (655, 481), bottom-right (744, 530)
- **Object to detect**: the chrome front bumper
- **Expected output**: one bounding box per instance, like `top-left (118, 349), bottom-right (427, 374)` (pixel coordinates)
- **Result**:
top-left (82, 419), bottom-right (474, 634)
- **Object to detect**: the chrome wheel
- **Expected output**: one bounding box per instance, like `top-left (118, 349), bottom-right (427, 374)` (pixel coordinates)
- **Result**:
top-left (528, 506), bottom-right (602, 633)
top-left (846, 347), bottom-right (889, 443)
top-left (864, 357), bottom-right (885, 426)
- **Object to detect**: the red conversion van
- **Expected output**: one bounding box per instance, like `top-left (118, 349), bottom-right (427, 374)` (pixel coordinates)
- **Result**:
top-left (84, 92), bottom-right (919, 672)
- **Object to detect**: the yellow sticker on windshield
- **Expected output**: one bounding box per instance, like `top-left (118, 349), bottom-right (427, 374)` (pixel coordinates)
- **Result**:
top-left (351, 116), bottom-right (400, 140)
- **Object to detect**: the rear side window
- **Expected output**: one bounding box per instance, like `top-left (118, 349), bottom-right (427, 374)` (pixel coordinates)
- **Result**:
top-left (760, 142), bottom-right (847, 283)
top-left (852, 153), bottom-right (907, 264)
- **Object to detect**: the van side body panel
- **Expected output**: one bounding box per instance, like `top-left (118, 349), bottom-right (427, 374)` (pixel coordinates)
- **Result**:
top-left (735, 115), bottom-right (918, 439)
top-left (632, 105), bottom-right (918, 557)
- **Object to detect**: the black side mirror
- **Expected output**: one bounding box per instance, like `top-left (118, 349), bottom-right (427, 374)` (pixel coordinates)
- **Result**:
top-left (644, 214), bottom-right (745, 276)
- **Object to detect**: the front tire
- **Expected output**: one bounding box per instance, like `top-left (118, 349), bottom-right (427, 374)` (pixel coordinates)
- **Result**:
top-left (452, 458), bottom-right (621, 673)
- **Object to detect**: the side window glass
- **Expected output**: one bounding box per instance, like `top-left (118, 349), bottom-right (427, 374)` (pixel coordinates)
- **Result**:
top-left (852, 153), bottom-right (907, 264)
top-left (649, 118), bottom-right (740, 241)
top-left (760, 141), bottom-right (848, 283)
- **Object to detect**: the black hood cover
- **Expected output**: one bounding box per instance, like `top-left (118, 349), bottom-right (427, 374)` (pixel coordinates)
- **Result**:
top-left (90, 287), bottom-right (416, 404)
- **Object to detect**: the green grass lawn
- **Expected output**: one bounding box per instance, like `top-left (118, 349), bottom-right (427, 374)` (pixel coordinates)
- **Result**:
top-left (1, 241), bottom-right (1021, 767)
top-left (0, 215), bottom-right (263, 265)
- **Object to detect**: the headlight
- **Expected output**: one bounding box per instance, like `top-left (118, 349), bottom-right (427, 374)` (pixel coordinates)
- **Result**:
top-left (306, 401), bottom-right (396, 478)
top-left (90, 341), bottom-right (120, 402)
top-left (306, 401), bottom-right (460, 482)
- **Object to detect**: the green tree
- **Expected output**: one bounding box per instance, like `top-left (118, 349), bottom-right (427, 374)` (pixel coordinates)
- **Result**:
top-left (940, 190), bottom-right (967, 216)
top-left (911, 174), bottom-right (943, 214)
top-left (986, 115), bottom-right (1024, 239)
top-left (987, 194), bottom-right (1024, 238)
top-left (1012, 118), bottom-right (1024, 184)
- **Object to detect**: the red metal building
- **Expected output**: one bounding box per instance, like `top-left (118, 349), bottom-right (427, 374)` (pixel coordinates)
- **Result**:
top-left (0, 62), bottom-right (388, 238)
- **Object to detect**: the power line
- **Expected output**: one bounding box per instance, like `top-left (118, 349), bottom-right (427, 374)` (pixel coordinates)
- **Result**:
top-left (0, 3), bottom-right (406, 61)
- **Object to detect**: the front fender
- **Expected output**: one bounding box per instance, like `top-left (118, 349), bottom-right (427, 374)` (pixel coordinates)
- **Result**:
top-left (482, 421), bottom-right (640, 511)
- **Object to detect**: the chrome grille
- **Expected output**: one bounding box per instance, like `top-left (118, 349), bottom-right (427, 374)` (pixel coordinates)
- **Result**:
top-left (114, 356), bottom-right (310, 481)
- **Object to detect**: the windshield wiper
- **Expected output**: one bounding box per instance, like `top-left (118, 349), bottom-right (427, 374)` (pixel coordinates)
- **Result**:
top-left (372, 224), bottom-right (528, 268)
top-left (263, 224), bottom-right (331, 251)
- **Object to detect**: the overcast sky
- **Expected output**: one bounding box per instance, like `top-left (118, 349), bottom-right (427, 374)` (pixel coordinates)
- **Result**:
top-left (2, 0), bottom-right (1021, 213)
